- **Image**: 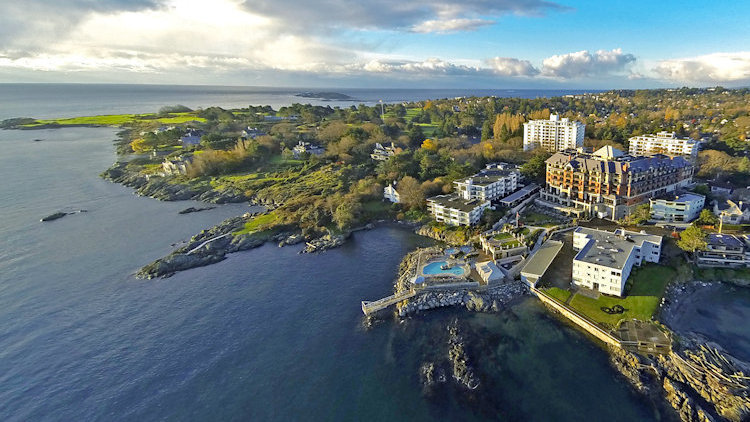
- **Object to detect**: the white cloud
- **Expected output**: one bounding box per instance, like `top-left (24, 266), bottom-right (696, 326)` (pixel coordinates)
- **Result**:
top-left (653, 52), bottom-right (750, 83)
top-left (541, 48), bottom-right (636, 78)
top-left (358, 58), bottom-right (485, 77)
top-left (485, 57), bottom-right (539, 76)
top-left (411, 18), bottom-right (494, 33)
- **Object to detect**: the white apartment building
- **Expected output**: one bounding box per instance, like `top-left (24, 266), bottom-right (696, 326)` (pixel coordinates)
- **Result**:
top-left (523, 114), bottom-right (585, 152)
top-left (453, 167), bottom-right (519, 202)
top-left (628, 132), bottom-right (699, 160)
top-left (649, 192), bottom-right (705, 223)
top-left (572, 227), bottom-right (662, 297)
top-left (383, 182), bottom-right (400, 203)
top-left (427, 195), bottom-right (490, 226)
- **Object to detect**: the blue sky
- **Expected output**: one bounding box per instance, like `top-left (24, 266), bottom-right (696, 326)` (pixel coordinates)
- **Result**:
top-left (0, 0), bottom-right (748, 88)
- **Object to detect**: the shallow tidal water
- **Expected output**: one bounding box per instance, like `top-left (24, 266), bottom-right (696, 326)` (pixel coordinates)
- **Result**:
top-left (0, 127), bottom-right (672, 421)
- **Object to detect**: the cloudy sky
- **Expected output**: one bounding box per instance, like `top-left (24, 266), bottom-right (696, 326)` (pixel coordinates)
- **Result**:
top-left (1, 0), bottom-right (749, 88)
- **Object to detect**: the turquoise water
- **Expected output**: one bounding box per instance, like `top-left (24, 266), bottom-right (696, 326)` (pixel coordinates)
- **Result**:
top-left (423, 261), bottom-right (466, 276)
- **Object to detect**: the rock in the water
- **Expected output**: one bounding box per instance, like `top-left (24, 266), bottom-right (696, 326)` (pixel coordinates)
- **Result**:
top-left (301, 234), bottom-right (346, 253)
top-left (41, 212), bottom-right (68, 222)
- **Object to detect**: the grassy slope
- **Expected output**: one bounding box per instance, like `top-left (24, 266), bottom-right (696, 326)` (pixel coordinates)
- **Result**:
top-left (234, 212), bottom-right (279, 235)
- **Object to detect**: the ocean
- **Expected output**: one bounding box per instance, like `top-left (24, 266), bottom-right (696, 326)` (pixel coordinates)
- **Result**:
top-left (0, 83), bottom-right (599, 120)
top-left (0, 84), bottom-right (742, 421)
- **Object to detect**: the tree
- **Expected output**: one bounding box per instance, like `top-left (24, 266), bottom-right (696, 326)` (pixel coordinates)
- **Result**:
top-left (421, 138), bottom-right (438, 151)
top-left (520, 152), bottom-right (550, 183)
top-left (333, 195), bottom-right (362, 230)
top-left (676, 225), bottom-right (707, 252)
top-left (397, 176), bottom-right (425, 210)
top-left (695, 209), bottom-right (718, 226)
top-left (624, 204), bottom-right (650, 225)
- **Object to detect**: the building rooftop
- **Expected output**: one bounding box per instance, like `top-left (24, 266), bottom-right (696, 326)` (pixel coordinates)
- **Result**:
top-left (546, 149), bottom-right (691, 174)
top-left (427, 194), bottom-right (488, 212)
top-left (574, 227), bottom-right (662, 269)
top-left (499, 183), bottom-right (539, 204)
top-left (706, 233), bottom-right (745, 249)
top-left (520, 240), bottom-right (563, 279)
top-left (651, 192), bottom-right (705, 203)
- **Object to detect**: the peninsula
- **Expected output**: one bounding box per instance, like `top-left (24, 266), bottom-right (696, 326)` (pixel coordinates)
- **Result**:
top-left (6, 87), bottom-right (750, 421)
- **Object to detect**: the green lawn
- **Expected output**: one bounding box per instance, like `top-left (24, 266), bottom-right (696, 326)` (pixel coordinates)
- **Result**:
top-left (234, 212), bottom-right (279, 235)
top-left (544, 287), bottom-right (572, 304)
top-left (493, 232), bottom-right (513, 240)
top-left (568, 265), bottom-right (674, 328)
top-left (21, 112), bottom-right (205, 127)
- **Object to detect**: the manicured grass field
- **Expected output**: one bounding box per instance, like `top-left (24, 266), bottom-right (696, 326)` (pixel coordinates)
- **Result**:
top-left (234, 212), bottom-right (279, 235)
top-left (567, 265), bottom-right (674, 328)
top-left (22, 112), bottom-right (205, 127)
top-left (493, 232), bottom-right (513, 240)
top-left (544, 287), bottom-right (572, 304)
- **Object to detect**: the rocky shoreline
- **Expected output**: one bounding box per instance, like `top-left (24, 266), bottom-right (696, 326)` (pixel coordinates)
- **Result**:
top-left (398, 283), bottom-right (527, 316)
top-left (101, 162), bottom-right (248, 204)
top-left (137, 212), bottom-right (266, 278)
top-left (609, 333), bottom-right (750, 422)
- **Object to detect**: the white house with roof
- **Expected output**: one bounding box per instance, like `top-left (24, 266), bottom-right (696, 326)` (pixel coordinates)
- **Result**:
top-left (712, 199), bottom-right (750, 224)
top-left (572, 227), bottom-right (662, 297)
top-left (383, 182), bottom-right (400, 203)
top-left (292, 141), bottom-right (325, 158)
top-left (371, 142), bottom-right (399, 161)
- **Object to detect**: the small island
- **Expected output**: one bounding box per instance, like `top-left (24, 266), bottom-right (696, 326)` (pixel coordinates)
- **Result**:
top-left (294, 91), bottom-right (356, 101)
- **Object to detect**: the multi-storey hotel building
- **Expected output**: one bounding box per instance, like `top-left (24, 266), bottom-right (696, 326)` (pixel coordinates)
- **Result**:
top-left (539, 146), bottom-right (694, 220)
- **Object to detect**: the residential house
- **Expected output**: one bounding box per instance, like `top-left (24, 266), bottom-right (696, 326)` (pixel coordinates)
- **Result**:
top-left (696, 234), bottom-right (750, 268)
top-left (371, 142), bottom-right (399, 161)
top-left (383, 182), bottom-right (400, 203)
top-left (162, 156), bottom-right (192, 176)
top-left (179, 129), bottom-right (203, 146)
top-left (241, 127), bottom-right (266, 139)
top-left (649, 192), bottom-right (705, 223)
top-left (712, 199), bottom-right (750, 224)
top-left (292, 141), bottom-right (325, 158)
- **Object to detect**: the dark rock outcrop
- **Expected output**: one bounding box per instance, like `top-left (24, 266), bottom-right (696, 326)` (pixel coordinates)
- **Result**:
top-left (609, 337), bottom-right (749, 422)
top-left (301, 234), bottom-right (346, 254)
top-left (136, 213), bottom-right (268, 279)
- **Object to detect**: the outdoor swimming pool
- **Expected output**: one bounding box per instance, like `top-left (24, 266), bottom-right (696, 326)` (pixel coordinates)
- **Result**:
top-left (422, 261), bottom-right (466, 276)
